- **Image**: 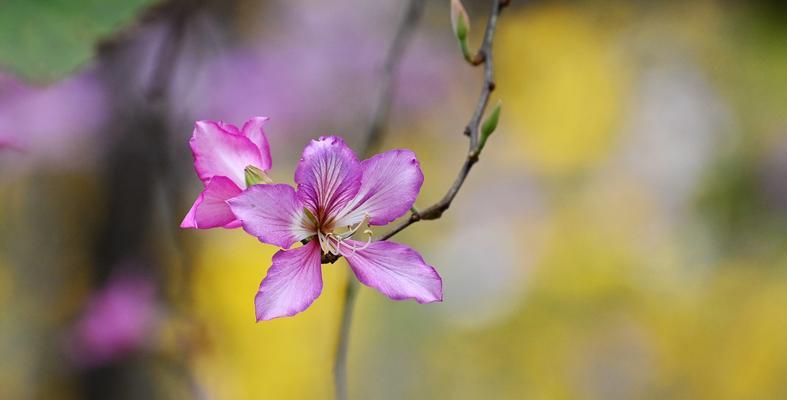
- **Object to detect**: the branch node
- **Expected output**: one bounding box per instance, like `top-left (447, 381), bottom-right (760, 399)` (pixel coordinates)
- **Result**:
top-left (471, 51), bottom-right (486, 66)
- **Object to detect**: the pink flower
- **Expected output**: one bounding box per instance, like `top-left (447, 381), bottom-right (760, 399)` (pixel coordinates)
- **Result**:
top-left (68, 272), bottom-right (156, 367)
top-left (181, 117), bottom-right (272, 229)
top-left (228, 136), bottom-right (442, 321)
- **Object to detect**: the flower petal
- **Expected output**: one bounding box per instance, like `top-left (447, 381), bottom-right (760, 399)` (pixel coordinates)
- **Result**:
top-left (180, 176), bottom-right (243, 229)
top-left (241, 116), bottom-right (272, 170)
top-left (335, 149), bottom-right (424, 227)
top-left (255, 241), bottom-right (323, 321)
top-left (294, 136), bottom-right (362, 221)
top-left (190, 120), bottom-right (264, 188)
top-left (227, 183), bottom-right (314, 248)
top-left (341, 240), bottom-right (442, 304)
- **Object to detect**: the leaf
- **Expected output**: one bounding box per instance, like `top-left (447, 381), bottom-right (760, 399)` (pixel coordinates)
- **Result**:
top-left (0, 0), bottom-right (158, 84)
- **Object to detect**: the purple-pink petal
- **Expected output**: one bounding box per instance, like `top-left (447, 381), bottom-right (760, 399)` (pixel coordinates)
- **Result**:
top-left (241, 116), bottom-right (272, 170)
top-left (341, 240), bottom-right (442, 304)
top-left (335, 149), bottom-right (424, 227)
top-left (255, 241), bottom-right (324, 321)
top-left (190, 120), bottom-right (265, 188)
top-left (294, 136), bottom-right (362, 221)
top-left (180, 176), bottom-right (243, 229)
top-left (227, 183), bottom-right (314, 248)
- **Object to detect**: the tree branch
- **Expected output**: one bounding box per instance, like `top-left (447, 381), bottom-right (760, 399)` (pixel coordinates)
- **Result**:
top-left (324, 0), bottom-right (508, 254)
top-left (360, 0), bottom-right (426, 157)
top-left (382, 0), bottom-right (506, 240)
top-left (333, 1), bottom-right (426, 399)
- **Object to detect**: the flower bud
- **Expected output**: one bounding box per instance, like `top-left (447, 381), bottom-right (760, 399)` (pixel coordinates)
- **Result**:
top-left (451, 0), bottom-right (470, 42)
top-left (245, 165), bottom-right (273, 187)
top-left (479, 101), bottom-right (501, 150)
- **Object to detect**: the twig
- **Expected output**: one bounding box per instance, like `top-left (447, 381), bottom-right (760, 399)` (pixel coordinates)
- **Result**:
top-left (381, 0), bottom-right (506, 240)
top-left (325, 0), bottom-right (507, 253)
top-left (333, 268), bottom-right (360, 400)
top-left (333, 2), bottom-right (425, 399)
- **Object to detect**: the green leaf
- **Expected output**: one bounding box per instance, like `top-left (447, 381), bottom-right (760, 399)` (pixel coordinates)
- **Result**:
top-left (0, 0), bottom-right (158, 84)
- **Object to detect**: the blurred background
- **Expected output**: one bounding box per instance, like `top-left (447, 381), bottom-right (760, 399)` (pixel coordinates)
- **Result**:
top-left (1, 0), bottom-right (786, 399)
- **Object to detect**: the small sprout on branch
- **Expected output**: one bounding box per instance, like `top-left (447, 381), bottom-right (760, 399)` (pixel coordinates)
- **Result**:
top-left (479, 101), bottom-right (501, 151)
top-left (450, 0), bottom-right (473, 62)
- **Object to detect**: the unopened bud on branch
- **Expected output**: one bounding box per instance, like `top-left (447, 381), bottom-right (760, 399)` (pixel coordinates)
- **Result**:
top-left (451, 0), bottom-right (470, 41)
top-left (451, 0), bottom-right (472, 61)
top-left (479, 101), bottom-right (501, 150)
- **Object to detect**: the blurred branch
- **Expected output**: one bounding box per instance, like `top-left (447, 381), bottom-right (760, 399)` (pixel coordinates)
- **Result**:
top-left (359, 0), bottom-right (426, 157)
top-left (332, 1), bottom-right (507, 399)
top-left (145, 2), bottom-right (189, 101)
top-left (86, 2), bottom-right (202, 398)
top-left (332, 1), bottom-right (425, 399)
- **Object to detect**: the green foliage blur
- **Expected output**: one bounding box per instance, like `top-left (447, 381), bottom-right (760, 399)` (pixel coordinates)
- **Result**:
top-left (0, 0), bottom-right (156, 83)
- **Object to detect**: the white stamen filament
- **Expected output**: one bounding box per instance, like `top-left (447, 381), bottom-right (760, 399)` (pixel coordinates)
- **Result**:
top-left (318, 214), bottom-right (372, 255)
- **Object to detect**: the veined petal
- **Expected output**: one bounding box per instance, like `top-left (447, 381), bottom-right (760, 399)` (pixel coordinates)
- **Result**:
top-left (227, 184), bottom-right (314, 248)
top-left (180, 176), bottom-right (243, 229)
top-left (294, 136), bottom-right (362, 222)
top-left (190, 120), bottom-right (264, 188)
top-left (241, 116), bottom-right (272, 170)
top-left (335, 149), bottom-right (424, 227)
top-left (341, 240), bottom-right (442, 304)
top-left (255, 241), bottom-right (323, 321)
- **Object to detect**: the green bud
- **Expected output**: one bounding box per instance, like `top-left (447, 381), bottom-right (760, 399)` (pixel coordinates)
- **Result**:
top-left (451, 0), bottom-right (470, 42)
top-left (479, 101), bottom-right (501, 150)
top-left (451, 0), bottom-right (472, 62)
top-left (244, 165), bottom-right (272, 187)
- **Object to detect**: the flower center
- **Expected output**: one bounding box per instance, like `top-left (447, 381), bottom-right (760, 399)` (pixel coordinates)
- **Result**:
top-left (316, 213), bottom-right (372, 256)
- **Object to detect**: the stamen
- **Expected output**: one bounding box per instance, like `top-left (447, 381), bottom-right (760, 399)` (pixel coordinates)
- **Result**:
top-left (317, 231), bottom-right (327, 253)
top-left (318, 230), bottom-right (337, 255)
top-left (335, 228), bottom-right (373, 253)
top-left (354, 229), bottom-right (373, 252)
top-left (318, 213), bottom-right (374, 256)
top-left (324, 232), bottom-right (341, 255)
top-left (334, 213), bottom-right (371, 241)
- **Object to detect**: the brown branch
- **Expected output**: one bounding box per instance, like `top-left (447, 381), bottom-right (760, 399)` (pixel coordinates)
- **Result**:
top-left (326, 0), bottom-right (508, 252)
